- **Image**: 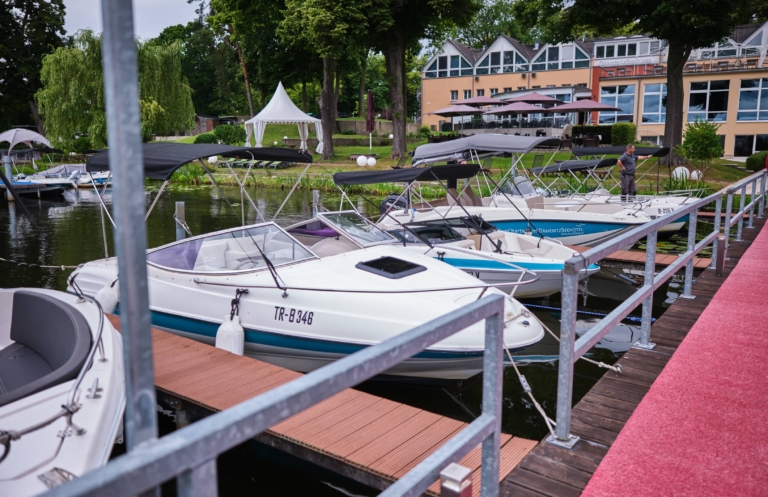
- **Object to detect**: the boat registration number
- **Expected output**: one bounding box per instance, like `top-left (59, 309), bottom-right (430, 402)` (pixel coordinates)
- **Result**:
top-left (657, 208), bottom-right (674, 214)
top-left (274, 306), bottom-right (314, 325)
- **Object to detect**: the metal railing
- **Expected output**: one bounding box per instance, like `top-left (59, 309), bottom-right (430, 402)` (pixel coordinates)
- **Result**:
top-left (548, 169), bottom-right (767, 448)
top-left (49, 295), bottom-right (507, 497)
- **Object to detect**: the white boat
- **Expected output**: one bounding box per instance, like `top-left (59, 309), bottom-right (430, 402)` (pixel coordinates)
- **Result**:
top-left (287, 211), bottom-right (599, 298)
top-left (67, 222), bottom-right (544, 380)
top-left (0, 288), bottom-right (124, 495)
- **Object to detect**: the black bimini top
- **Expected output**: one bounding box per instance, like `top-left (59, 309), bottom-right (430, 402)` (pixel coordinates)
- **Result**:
top-left (334, 164), bottom-right (481, 186)
top-left (531, 158), bottom-right (618, 175)
top-left (86, 143), bottom-right (312, 181)
top-left (572, 146), bottom-right (670, 158)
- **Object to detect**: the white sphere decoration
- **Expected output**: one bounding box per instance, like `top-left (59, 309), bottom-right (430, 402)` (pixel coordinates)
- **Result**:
top-left (208, 155), bottom-right (218, 164)
top-left (273, 141), bottom-right (278, 145)
top-left (388, 134), bottom-right (394, 139)
top-left (672, 166), bottom-right (690, 180)
top-left (690, 170), bottom-right (702, 180)
top-left (283, 136), bottom-right (288, 140)
top-left (367, 157), bottom-right (377, 167)
top-left (356, 155), bottom-right (368, 166)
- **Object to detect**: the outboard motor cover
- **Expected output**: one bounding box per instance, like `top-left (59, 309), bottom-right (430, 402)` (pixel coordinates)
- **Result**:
top-left (380, 194), bottom-right (408, 215)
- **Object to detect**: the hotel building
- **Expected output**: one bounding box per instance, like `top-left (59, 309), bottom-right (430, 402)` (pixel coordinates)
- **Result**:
top-left (421, 22), bottom-right (768, 157)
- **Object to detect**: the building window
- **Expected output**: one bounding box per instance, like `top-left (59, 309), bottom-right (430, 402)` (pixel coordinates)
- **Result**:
top-left (689, 80), bottom-right (729, 122)
top-left (503, 87), bottom-right (512, 93)
top-left (476, 51), bottom-right (503, 74)
top-left (463, 89), bottom-right (472, 99)
top-left (737, 78), bottom-right (768, 121)
top-left (425, 59), bottom-right (437, 78)
top-left (450, 90), bottom-right (458, 101)
top-left (642, 83), bottom-right (667, 123)
top-left (449, 55), bottom-right (473, 76)
top-left (518, 86), bottom-right (526, 90)
top-left (600, 85), bottom-right (635, 123)
top-left (743, 31), bottom-right (763, 57)
top-left (735, 135), bottom-right (768, 156)
top-left (437, 56), bottom-right (448, 78)
top-left (533, 44), bottom-right (589, 71)
top-left (490, 88), bottom-right (498, 96)
top-left (477, 89), bottom-right (485, 97)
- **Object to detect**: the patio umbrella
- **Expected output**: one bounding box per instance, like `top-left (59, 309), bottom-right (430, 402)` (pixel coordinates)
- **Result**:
top-left (458, 96), bottom-right (501, 107)
top-left (483, 101), bottom-right (551, 134)
top-left (365, 89), bottom-right (375, 155)
top-left (548, 99), bottom-right (621, 126)
top-left (503, 92), bottom-right (563, 105)
top-left (429, 104), bottom-right (484, 133)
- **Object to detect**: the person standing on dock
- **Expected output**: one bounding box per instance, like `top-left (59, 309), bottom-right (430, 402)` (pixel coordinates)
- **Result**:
top-left (618, 144), bottom-right (651, 202)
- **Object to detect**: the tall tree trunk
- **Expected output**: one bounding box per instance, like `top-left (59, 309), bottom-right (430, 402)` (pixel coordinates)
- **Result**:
top-left (662, 42), bottom-right (692, 166)
top-left (302, 80), bottom-right (307, 113)
top-left (334, 64), bottom-right (341, 123)
top-left (229, 26), bottom-right (254, 116)
top-left (358, 54), bottom-right (367, 117)
top-left (29, 100), bottom-right (44, 135)
top-left (320, 57), bottom-right (336, 160)
top-left (384, 31), bottom-right (407, 159)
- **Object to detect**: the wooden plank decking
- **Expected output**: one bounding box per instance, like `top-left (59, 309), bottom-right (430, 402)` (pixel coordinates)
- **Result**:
top-left (107, 315), bottom-right (536, 495)
top-left (501, 215), bottom-right (767, 496)
top-left (570, 245), bottom-right (712, 268)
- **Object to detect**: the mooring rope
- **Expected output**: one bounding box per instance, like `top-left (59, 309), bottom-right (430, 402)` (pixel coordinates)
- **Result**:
top-left (0, 256), bottom-right (81, 270)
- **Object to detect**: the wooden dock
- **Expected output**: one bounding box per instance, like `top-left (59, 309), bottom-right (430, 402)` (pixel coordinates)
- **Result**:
top-left (570, 245), bottom-right (712, 268)
top-left (106, 315), bottom-right (536, 495)
top-left (500, 215), bottom-right (766, 496)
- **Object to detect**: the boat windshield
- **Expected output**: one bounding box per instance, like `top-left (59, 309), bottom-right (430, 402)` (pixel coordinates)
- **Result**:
top-left (498, 176), bottom-right (536, 197)
top-left (320, 212), bottom-right (396, 247)
top-left (389, 224), bottom-right (465, 245)
top-left (147, 224), bottom-right (315, 272)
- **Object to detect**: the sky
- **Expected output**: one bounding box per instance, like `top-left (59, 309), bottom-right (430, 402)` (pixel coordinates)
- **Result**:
top-left (64, 0), bottom-right (200, 40)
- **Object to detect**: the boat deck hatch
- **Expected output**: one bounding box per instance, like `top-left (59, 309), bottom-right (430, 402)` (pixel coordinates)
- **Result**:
top-left (355, 257), bottom-right (426, 279)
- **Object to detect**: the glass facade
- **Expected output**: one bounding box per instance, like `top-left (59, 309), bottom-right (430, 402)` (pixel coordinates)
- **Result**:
top-left (738, 78), bottom-right (768, 121)
top-left (600, 85), bottom-right (635, 123)
top-left (688, 80), bottom-right (729, 122)
top-left (642, 83), bottom-right (667, 123)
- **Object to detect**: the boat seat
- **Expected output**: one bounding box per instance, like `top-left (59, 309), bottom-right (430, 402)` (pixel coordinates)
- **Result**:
top-left (465, 235), bottom-right (482, 250)
top-left (194, 239), bottom-right (229, 270)
top-left (525, 195), bottom-right (544, 210)
top-left (446, 188), bottom-right (483, 207)
top-left (311, 237), bottom-right (357, 257)
top-left (0, 291), bottom-right (91, 407)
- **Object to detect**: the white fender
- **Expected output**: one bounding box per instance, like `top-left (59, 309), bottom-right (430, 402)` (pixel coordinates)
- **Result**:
top-left (215, 314), bottom-right (244, 355)
top-left (94, 283), bottom-right (119, 314)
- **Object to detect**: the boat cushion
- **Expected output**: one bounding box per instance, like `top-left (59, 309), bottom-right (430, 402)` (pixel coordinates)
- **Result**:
top-left (0, 291), bottom-right (91, 407)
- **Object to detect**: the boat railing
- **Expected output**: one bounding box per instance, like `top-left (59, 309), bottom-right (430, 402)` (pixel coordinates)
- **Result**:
top-left (548, 169), bottom-right (767, 449)
top-left (48, 294), bottom-right (509, 497)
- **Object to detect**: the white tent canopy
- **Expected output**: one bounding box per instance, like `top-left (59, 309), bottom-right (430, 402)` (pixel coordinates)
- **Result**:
top-left (245, 82), bottom-right (323, 154)
top-left (0, 128), bottom-right (50, 152)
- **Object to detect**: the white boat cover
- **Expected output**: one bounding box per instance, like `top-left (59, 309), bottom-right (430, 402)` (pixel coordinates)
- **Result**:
top-left (244, 82), bottom-right (323, 154)
top-left (0, 129), bottom-right (50, 152)
top-left (413, 134), bottom-right (562, 163)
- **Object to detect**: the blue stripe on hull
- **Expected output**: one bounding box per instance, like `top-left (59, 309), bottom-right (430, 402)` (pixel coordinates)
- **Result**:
top-left (440, 258), bottom-right (600, 272)
top-left (490, 220), bottom-right (630, 239)
top-left (149, 310), bottom-right (487, 360)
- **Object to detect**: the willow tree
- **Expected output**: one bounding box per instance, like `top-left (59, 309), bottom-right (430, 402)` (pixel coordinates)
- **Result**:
top-left (36, 30), bottom-right (195, 149)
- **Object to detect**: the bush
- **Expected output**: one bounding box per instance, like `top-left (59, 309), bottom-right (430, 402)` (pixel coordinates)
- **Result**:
top-left (72, 136), bottom-right (92, 154)
top-left (611, 122), bottom-right (636, 147)
top-left (572, 125), bottom-right (612, 144)
top-left (418, 125), bottom-right (432, 139)
top-left (675, 118), bottom-right (723, 178)
top-left (194, 132), bottom-right (218, 144)
top-left (212, 124), bottom-right (245, 145)
top-left (746, 151), bottom-right (768, 172)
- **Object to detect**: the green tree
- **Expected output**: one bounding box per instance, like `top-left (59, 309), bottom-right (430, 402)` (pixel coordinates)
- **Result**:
top-left (513, 0), bottom-right (758, 165)
top-left (36, 31), bottom-right (195, 149)
top-left (279, 0), bottom-right (392, 159)
top-left (0, 0), bottom-right (66, 133)
top-left (438, 0), bottom-right (533, 50)
top-left (675, 119), bottom-right (723, 178)
top-left (374, 0), bottom-right (480, 158)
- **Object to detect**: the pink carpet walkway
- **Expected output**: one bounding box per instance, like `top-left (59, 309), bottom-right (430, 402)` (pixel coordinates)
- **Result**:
top-left (582, 225), bottom-right (768, 497)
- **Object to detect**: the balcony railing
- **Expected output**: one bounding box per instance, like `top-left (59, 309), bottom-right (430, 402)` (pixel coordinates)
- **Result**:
top-left (600, 57), bottom-right (764, 79)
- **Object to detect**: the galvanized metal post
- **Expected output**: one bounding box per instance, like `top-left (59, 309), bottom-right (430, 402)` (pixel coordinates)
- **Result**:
top-left (759, 173), bottom-right (766, 218)
top-left (177, 459), bottom-right (218, 497)
top-left (716, 235), bottom-right (726, 276)
top-left (736, 185), bottom-right (746, 241)
top-left (3, 156), bottom-right (13, 202)
top-left (312, 190), bottom-right (319, 217)
top-left (175, 201), bottom-right (186, 241)
top-left (480, 310), bottom-right (503, 497)
top-left (681, 211), bottom-right (697, 299)
top-left (710, 196), bottom-right (722, 269)
top-left (748, 178), bottom-right (756, 228)
top-left (100, 0), bottom-right (159, 451)
top-left (635, 231), bottom-right (657, 349)
top-left (440, 463), bottom-right (472, 497)
top-left (549, 265), bottom-right (580, 449)
top-left (724, 190), bottom-right (734, 259)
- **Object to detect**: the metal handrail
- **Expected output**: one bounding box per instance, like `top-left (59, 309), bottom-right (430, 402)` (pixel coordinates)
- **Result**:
top-left (48, 295), bottom-right (507, 497)
top-left (548, 169), bottom-right (767, 448)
